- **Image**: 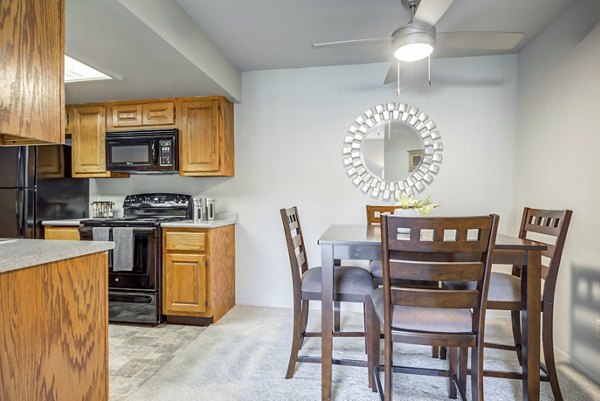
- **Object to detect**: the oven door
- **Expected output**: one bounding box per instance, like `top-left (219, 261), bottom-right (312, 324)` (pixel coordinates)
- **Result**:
top-left (80, 226), bottom-right (160, 290)
top-left (109, 289), bottom-right (160, 325)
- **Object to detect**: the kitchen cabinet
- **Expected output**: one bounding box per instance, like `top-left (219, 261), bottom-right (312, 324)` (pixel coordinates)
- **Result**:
top-left (108, 101), bottom-right (175, 129)
top-left (0, 250), bottom-right (109, 401)
top-left (37, 145), bottom-right (65, 178)
top-left (67, 96), bottom-right (233, 177)
top-left (44, 226), bottom-right (80, 240)
top-left (178, 97), bottom-right (234, 176)
top-left (0, 0), bottom-right (65, 146)
top-left (71, 105), bottom-right (126, 178)
top-left (162, 225), bottom-right (235, 324)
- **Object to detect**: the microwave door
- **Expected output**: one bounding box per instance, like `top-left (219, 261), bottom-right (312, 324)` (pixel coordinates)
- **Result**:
top-left (107, 138), bottom-right (154, 170)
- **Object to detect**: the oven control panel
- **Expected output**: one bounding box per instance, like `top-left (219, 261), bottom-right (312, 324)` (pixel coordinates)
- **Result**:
top-left (124, 193), bottom-right (191, 208)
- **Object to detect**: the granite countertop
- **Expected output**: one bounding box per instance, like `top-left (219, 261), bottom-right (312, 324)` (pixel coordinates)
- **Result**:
top-left (160, 212), bottom-right (237, 229)
top-left (41, 219), bottom-right (86, 226)
top-left (0, 239), bottom-right (114, 274)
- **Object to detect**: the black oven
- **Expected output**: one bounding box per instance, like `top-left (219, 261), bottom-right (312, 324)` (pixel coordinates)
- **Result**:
top-left (80, 225), bottom-right (162, 324)
top-left (106, 129), bottom-right (178, 173)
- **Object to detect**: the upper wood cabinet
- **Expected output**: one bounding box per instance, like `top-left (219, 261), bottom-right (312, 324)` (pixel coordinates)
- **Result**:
top-left (71, 106), bottom-right (112, 178)
top-left (37, 145), bottom-right (65, 178)
top-left (108, 101), bottom-right (175, 130)
top-left (0, 0), bottom-right (65, 146)
top-left (67, 96), bottom-right (233, 177)
top-left (178, 97), bottom-right (234, 176)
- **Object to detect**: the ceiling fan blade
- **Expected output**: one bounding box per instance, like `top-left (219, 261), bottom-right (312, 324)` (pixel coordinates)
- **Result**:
top-left (436, 32), bottom-right (524, 50)
top-left (311, 38), bottom-right (390, 49)
top-left (383, 62), bottom-right (404, 85)
top-left (414, 0), bottom-right (455, 27)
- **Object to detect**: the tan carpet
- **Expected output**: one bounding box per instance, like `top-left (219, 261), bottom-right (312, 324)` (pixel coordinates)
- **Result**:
top-left (124, 305), bottom-right (600, 401)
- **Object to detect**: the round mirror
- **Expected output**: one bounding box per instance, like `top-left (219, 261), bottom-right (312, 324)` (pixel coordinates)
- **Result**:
top-left (342, 103), bottom-right (443, 200)
top-left (361, 120), bottom-right (424, 182)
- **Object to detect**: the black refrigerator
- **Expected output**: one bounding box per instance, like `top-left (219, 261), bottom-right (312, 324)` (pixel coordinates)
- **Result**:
top-left (0, 146), bottom-right (89, 239)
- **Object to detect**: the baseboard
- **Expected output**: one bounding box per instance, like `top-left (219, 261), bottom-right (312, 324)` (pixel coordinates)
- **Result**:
top-left (554, 346), bottom-right (600, 385)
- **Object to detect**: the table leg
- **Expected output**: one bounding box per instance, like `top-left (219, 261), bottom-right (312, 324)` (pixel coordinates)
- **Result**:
top-left (321, 245), bottom-right (334, 401)
top-left (521, 250), bottom-right (541, 401)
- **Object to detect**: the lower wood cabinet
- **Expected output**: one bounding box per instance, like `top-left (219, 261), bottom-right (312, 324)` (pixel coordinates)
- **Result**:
top-left (44, 226), bottom-right (81, 240)
top-left (162, 225), bottom-right (235, 324)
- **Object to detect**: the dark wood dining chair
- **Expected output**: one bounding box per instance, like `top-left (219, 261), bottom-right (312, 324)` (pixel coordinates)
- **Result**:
top-left (280, 206), bottom-right (376, 378)
top-left (367, 214), bottom-right (499, 401)
top-left (466, 208), bottom-right (572, 400)
top-left (366, 205), bottom-right (397, 283)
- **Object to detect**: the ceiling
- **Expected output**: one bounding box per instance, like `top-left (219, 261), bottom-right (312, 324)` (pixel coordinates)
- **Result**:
top-left (65, 0), bottom-right (575, 104)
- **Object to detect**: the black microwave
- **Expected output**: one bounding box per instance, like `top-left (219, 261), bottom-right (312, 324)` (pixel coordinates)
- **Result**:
top-left (106, 129), bottom-right (178, 173)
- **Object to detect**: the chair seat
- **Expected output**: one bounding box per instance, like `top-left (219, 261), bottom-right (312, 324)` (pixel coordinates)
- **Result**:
top-left (371, 288), bottom-right (473, 334)
top-left (446, 272), bottom-right (523, 305)
top-left (302, 265), bottom-right (375, 302)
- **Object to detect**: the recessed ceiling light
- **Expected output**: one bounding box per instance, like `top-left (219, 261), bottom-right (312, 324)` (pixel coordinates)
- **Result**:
top-left (64, 55), bottom-right (112, 83)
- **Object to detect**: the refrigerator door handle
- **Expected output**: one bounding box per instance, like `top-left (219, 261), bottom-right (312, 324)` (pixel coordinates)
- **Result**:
top-left (16, 189), bottom-right (23, 236)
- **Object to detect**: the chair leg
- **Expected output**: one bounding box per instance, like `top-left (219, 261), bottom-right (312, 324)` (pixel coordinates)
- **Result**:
top-left (334, 301), bottom-right (341, 332)
top-left (471, 345), bottom-right (484, 401)
top-left (458, 347), bottom-right (468, 397)
top-left (384, 330), bottom-right (393, 401)
top-left (366, 299), bottom-right (380, 391)
top-left (440, 346), bottom-right (447, 360)
top-left (543, 305), bottom-right (563, 401)
top-left (363, 302), bottom-right (369, 354)
top-left (286, 299), bottom-right (306, 379)
top-left (432, 346), bottom-right (440, 358)
top-left (511, 310), bottom-right (523, 365)
top-left (448, 347), bottom-right (458, 399)
top-left (300, 299), bottom-right (309, 349)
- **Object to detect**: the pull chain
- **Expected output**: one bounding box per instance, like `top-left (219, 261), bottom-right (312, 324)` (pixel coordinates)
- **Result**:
top-left (396, 61), bottom-right (401, 96)
top-left (428, 56), bottom-right (431, 86)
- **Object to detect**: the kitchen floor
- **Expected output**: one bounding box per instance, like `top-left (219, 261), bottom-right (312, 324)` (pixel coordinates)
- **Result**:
top-left (108, 323), bottom-right (206, 401)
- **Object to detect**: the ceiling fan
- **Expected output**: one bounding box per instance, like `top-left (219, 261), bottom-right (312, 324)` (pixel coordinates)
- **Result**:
top-left (312, 0), bottom-right (523, 88)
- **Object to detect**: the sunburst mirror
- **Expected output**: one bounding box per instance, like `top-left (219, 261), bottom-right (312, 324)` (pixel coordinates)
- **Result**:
top-left (342, 102), bottom-right (443, 200)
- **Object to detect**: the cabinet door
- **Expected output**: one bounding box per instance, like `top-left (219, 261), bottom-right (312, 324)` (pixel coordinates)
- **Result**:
top-left (164, 253), bottom-right (207, 314)
top-left (72, 106), bottom-right (109, 176)
top-left (0, 0), bottom-right (64, 145)
top-left (37, 145), bottom-right (65, 178)
top-left (143, 102), bottom-right (174, 126)
top-left (111, 104), bottom-right (143, 127)
top-left (179, 100), bottom-right (220, 174)
top-left (44, 226), bottom-right (80, 240)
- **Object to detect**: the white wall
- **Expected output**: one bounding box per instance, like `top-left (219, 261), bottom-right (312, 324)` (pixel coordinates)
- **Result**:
top-left (93, 55), bottom-right (518, 310)
top-left (516, 0), bottom-right (600, 382)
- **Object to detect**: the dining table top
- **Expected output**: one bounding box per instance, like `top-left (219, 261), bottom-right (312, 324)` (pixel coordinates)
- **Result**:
top-left (318, 224), bottom-right (547, 251)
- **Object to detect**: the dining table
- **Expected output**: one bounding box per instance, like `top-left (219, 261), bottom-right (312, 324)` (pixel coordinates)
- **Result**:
top-left (318, 224), bottom-right (547, 401)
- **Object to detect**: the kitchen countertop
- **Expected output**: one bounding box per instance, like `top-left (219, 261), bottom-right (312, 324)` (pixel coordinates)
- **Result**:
top-left (0, 239), bottom-right (114, 274)
top-left (42, 212), bottom-right (238, 229)
top-left (41, 218), bottom-right (86, 226)
top-left (160, 212), bottom-right (237, 229)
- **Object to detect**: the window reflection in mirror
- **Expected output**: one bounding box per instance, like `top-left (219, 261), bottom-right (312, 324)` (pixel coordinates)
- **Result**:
top-left (361, 120), bottom-right (423, 181)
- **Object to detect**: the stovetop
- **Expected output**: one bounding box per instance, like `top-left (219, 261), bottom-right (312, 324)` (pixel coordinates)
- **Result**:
top-left (82, 193), bottom-right (192, 227)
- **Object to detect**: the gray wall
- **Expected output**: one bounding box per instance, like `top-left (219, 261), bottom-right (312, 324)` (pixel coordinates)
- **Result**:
top-left (93, 54), bottom-right (519, 310)
top-left (516, 0), bottom-right (600, 382)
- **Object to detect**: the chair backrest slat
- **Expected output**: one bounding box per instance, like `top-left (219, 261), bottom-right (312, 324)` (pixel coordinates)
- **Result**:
top-left (281, 207), bottom-right (309, 294)
top-left (390, 260), bottom-right (484, 282)
top-left (366, 205), bottom-right (397, 226)
top-left (391, 288), bottom-right (480, 309)
top-left (517, 208), bottom-right (572, 301)
top-left (381, 214), bottom-right (499, 334)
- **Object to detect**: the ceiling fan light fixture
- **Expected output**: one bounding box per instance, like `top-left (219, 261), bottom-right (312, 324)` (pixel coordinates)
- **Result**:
top-left (394, 42), bottom-right (433, 62)
top-left (392, 23), bottom-right (436, 62)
